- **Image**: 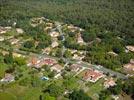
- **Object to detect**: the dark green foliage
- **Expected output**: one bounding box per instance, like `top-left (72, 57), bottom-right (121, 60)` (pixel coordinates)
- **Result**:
top-left (63, 50), bottom-right (72, 58)
top-left (46, 83), bottom-right (64, 97)
top-left (82, 31), bottom-right (96, 42)
top-left (69, 90), bottom-right (92, 100)
top-left (48, 71), bottom-right (55, 78)
top-left (55, 48), bottom-right (62, 57)
top-left (4, 52), bottom-right (13, 64)
top-left (0, 0), bottom-right (133, 45)
top-left (23, 40), bottom-right (35, 49)
top-left (36, 42), bottom-right (46, 49)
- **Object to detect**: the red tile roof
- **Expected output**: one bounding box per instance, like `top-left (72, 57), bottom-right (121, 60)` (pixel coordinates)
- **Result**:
top-left (83, 69), bottom-right (103, 82)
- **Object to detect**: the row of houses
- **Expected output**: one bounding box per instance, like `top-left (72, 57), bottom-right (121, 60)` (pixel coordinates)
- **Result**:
top-left (0, 26), bottom-right (11, 34)
top-left (28, 56), bottom-right (64, 73)
top-left (69, 63), bottom-right (116, 88)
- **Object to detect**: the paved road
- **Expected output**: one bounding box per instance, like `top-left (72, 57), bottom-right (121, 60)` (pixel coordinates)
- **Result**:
top-left (55, 22), bottom-right (66, 57)
top-left (1, 43), bottom-right (126, 79)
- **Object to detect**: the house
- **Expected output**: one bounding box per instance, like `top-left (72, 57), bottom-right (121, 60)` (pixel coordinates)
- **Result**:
top-left (16, 28), bottom-right (24, 34)
top-left (44, 26), bottom-right (53, 31)
top-left (67, 25), bottom-right (78, 32)
top-left (68, 49), bottom-right (77, 54)
top-left (42, 47), bottom-right (51, 55)
top-left (72, 54), bottom-right (85, 60)
top-left (126, 45), bottom-right (134, 52)
top-left (108, 51), bottom-right (118, 56)
top-left (69, 64), bottom-right (82, 72)
top-left (51, 41), bottom-right (59, 48)
top-left (0, 26), bottom-right (11, 34)
top-left (46, 22), bottom-right (53, 27)
top-left (51, 64), bottom-right (63, 73)
top-left (30, 17), bottom-right (44, 27)
top-left (0, 73), bottom-right (15, 83)
top-left (0, 36), bottom-right (4, 41)
top-left (12, 52), bottom-right (25, 58)
top-left (9, 38), bottom-right (19, 45)
top-left (123, 59), bottom-right (134, 71)
top-left (83, 69), bottom-right (104, 83)
top-left (77, 33), bottom-right (84, 44)
top-left (104, 78), bottom-right (116, 88)
top-left (43, 58), bottom-right (57, 66)
top-left (0, 27), bottom-right (6, 34)
top-left (50, 31), bottom-right (60, 37)
top-left (28, 57), bottom-right (57, 68)
top-left (27, 57), bottom-right (40, 67)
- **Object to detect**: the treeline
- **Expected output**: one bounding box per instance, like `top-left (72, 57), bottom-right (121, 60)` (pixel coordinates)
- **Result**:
top-left (0, 0), bottom-right (134, 44)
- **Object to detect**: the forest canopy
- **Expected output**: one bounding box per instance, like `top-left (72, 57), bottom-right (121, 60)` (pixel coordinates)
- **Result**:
top-left (0, 0), bottom-right (134, 45)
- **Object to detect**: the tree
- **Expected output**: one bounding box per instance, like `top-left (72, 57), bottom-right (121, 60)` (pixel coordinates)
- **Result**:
top-left (42, 93), bottom-right (55, 100)
top-left (63, 78), bottom-right (78, 90)
top-left (23, 40), bottom-right (35, 49)
top-left (81, 31), bottom-right (96, 42)
top-left (68, 32), bottom-right (76, 37)
top-left (14, 57), bottom-right (26, 65)
top-left (55, 48), bottom-right (62, 57)
top-left (63, 50), bottom-right (72, 58)
top-left (36, 42), bottom-right (46, 49)
top-left (69, 90), bottom-right (92, 100)
top-left (4, 52), bottom-right (13, 64)
top-left (47, 83), bottom-right (64, 97)
top-left (99, 90), bottom-right (110, 100)
top-left (112, 45), bottom-right (124, 54)
top-left (48, 71), bottom-right (55, 78)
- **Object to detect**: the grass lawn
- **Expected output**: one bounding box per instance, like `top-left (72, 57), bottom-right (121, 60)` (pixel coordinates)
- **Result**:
top-left (87, 79), bottom-right (104, 100)
top-left (5, 83), bottom-right (42, 100)
top-left (0, 92), bottom-right (17, 100)
top-left (22, 88), bottom-right (41, 100)
top-left (0, 63), bottom-right (8, 78)
top-left (76, 69), bottom-right (87, 79)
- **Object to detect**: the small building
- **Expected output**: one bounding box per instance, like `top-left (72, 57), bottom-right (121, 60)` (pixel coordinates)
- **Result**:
top-left (67, 25), bottom-right (77, 32)
top-left (44, 26), bottom-right (53, 31)
top-left (0, 73), bottom-right (15, 83)
top-left (69, 64), bottom-right (82, 72)
top-left (50, 64), bottom-right (63, 73)
top-left (43, 47), bottom-right (51, 55)
top-left (126, 45), bottom-right (134, 52)
top-left (46, 22), bottom-right (53, 27)
top-left (0, 27), bottom-right (7, 34)
top-left (16, 28), bottom-right (24, 34)
top-left (43, 58), bottom-right (57, 66)
top-left (0, 26), bottom-right (11, 34)
top-left (51, 41), bottom-right (59, 48)
top-left (12, 52), bottom-right (25, 58)
top-left (108, 51), bottom-right (118, 56)
top-left (77, 33), bottom-right (84, 44)
top-left (104, 78), bottom-right (116, 88)
top-left (10, 38), bottom-right (19, 45)
top-left (50, 31), bottom-right (60, 37)
top-left (83, 69), bottom-right (104, 83)
top-left (123, 59), bottom-right (134, 71)
top-left (0, 36), bottom-right (4, 41)
top-left (72, 54), bottom-right (85, 60)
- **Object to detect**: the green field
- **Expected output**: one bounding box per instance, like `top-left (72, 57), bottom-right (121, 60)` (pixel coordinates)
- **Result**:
top-left (0, 92), bottom-right (17, 100)
top-left (87, 79), bottom-right (104, 100)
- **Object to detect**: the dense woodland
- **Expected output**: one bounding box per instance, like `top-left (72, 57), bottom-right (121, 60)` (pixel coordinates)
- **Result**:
top-left (0, 0), bottom-right (134, 45)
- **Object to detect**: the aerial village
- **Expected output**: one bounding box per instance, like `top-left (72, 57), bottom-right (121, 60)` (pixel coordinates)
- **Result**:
top-left (0, 17), bottom-right (134, 100)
